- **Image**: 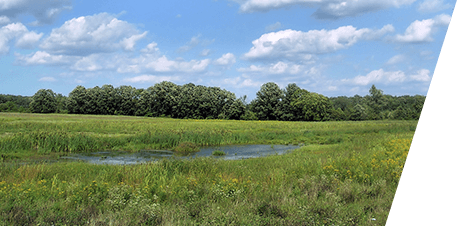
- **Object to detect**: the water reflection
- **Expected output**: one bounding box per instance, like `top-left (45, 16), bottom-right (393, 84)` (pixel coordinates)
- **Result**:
top-left (59, 145), bottom-right (300, 165)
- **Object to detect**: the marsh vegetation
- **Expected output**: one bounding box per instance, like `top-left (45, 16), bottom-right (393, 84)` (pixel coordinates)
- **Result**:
top-left (0, 113), bottom-right (415, 225)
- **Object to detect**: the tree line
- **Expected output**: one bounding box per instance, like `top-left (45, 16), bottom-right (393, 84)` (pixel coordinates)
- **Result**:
top-left (0, 81), bottom-right (425, 121)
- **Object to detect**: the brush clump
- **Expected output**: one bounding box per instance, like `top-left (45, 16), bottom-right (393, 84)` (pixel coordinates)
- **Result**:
top-left (171, 142), bottom-right (199, 155)
top-left (212, 150), bottom-right (226, 156)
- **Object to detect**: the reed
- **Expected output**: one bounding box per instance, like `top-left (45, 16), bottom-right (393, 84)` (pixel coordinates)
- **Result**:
top-left (212, 150), bottom-right (226, 156)
top-left (0, 113), bottom-right (416, 225)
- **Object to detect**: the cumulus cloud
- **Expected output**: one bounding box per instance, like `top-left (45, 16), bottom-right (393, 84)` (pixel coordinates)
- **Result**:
top-left (394, 14), bottom-right (451, 43)
top-left (417, 0), bottom-right (452, 13)
top-left (410, 69), bottom-right (431, 81)
top-left (0, 0), bottom-right (71, 25)
top-left (142, 56), bottom-right (211, 73)
top-left (312, 0), bottom-right (417, 19)
top-left (243, 25), bottom-right (394, 61)
top-left (223, 76), bottom-right (263, 87)
top-left (141, 42), bottom-right (159, 53)
top-left (265, 22), bottom-right (282, 31)
top-left (39, 13), bottom-right (147, 56)
top-left (120, 32), bottom-right (148, 51)
top-left (0, 23), bottom-right (43, 54)
top-left (16, 31), bottom-right (43, 48)
top-left (39, 76), bottom-right (56, 82)
top-left (123, 75), bottom-right (175, 83)
top-left (214, 53), bottom-right (236, 66)
top-left (236, 0), bottom-right (316, 13)
top-left (238, 61), bottom-right (303, 74)
top-left (71, 55), bottom-right (105, 71)
top-left (177, 35), bottom-right (201, 53)
top-left (386, 54), bottom-right (406, 65)
top-left (234, 0), bottom-right (416, 19)
top-left (15, 51), bottom-right (74, 65)
top-left (348, 68), bottom-right (431, 86)
top-left (352, 69), bottom-right (406, 85)
top-left (0, 16), bottom-right (10, 25)
top-left (200, 49), bottom-right (211, 56)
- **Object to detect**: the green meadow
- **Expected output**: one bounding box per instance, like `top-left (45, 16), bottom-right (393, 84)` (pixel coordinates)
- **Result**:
top-left (0, 113), bottom-right (415, 225)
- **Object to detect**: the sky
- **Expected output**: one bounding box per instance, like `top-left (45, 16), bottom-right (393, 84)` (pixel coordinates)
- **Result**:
top-left (0, 0), bottom-right (455, 100)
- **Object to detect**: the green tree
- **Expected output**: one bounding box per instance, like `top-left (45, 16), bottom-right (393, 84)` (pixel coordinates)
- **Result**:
top-left (55, 94), bottom-right (68, 113)
top-left (86, 86), bottom-right (103, 114)
top-left (67, 85), bottom-right (88, 114)
top-left (393, 105), bottom-right (414, 120)
top-left (224, 97), bottom-right (246, 120)
top-left (291, 90), bottom-right (332, 121)
top-left (175, 83), bottom-right (198, 118)
top-left (412, 95), bottom-right (426, 120)
top-left (240, 110), bottom-right (258, 120)
top-left (349, 103), bottom-right (367, 121)
top-left (329, 107), bottom-right (346, 121)
top-left (153, 81), bottom-right (179, 117)
top-left (280, 83), bottom-right (301, 121)
top-left (251, 82), bottom-right (284, 120)
top-left (366, 85), bottom-right (386, 120)
top-left (99, 85), bottom-right (117, 115)
top-left (114, 86), bottom-right (139, 116)
top-left (0, 101), bottom-right (18, 112)
top-left (30, 89), bottom-right (57, 113)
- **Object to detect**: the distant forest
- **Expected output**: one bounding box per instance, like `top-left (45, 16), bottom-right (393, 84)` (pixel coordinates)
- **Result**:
top-left (0, 82), bottom-right (425, 121)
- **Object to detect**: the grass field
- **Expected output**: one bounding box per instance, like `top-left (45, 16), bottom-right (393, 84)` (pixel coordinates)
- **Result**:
top-left (0, 113), bottom-right (416, 225)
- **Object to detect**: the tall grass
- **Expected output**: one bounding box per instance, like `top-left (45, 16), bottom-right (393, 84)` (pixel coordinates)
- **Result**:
top-left (0, 113), bottom-right (416, 158)
top-left (0, 113), bottom-right (416, 225)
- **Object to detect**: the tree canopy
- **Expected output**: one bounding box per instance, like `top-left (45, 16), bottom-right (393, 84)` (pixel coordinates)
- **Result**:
top-left (3, 82), bottom-right (425, 121)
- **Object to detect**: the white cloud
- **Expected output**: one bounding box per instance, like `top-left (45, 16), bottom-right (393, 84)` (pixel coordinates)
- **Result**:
top-left (71, 55), bottom-right (104, 71)
top-left (117, 64), bottom-right (141, 74)
top-left (0, 16), bottom-right (10, 25)
top-left (243, 25), bottom-right (394, 61)
top-left (265, 22), bottom-right (282, 31)
top-left (237, 0), bottom-right (314, 13)
top-left (39, 13), bottom-right (146, 56)
top-left (15, 51), bottom-right (74, 65)
top-left (15, 31), bottom-right (43, 48)
top-left (120, 31), bottom-right (148, 51)
top-left (140, 55), bottom-right (211, 73)
top-left (200, 49), bottom-right (211, 56)
top-left (223, 76), bottom-right (262, 87)
top-left (352, 69), bottom-right (406, 85)
top-left (177, 35), bottom-right (201, 53)
top-left (240, 79), bottom-right (263, 87)
top-left (386, 54), bottom-right (406, 65)
top-left (0, 23), bottom-right (43, 54)
top-left (123, 75), bottom-right (175, 83)
top-left (237, 64), bottom-right (264, 72)
top-left (269, 61), bottom-right (289, 74)
top-left (312, 0), bottom-right (417, 19)
top-left (417, 0), bottom-right (452, 13)
top-left (141, 42), bottom-right (159, 53)
top-left (328, 86), bottom-right (338, 91)
top-left (234, 0), bottom-right (416, 19)
top-left (143, 56), bottom-right (177, 72)
top-left (238, 61), bottom-right (304, 74)
top-left (0, 0), bottom-right (71, 25)
top-left (410, 69), bottom-right (431, 81)
top-left (214, 53), bottom-right (236, 66)
top-left (39, 76), bottom-right (56, 82)
top-left (394, 14), bottom-right (451, 43)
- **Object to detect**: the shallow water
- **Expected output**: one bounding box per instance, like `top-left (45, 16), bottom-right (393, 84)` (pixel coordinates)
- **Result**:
top-left (59, 145), bottom-right (301, 165)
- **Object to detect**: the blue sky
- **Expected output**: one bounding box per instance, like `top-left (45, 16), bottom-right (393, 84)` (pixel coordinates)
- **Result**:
top-left (0, 0), bottom-right (454, 100)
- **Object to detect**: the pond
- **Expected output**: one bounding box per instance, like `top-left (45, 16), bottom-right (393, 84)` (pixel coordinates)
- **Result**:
top-left (59, 144), bottom-right (301, 165)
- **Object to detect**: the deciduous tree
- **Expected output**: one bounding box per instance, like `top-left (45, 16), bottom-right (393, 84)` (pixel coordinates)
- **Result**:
top-left (252, 82), bottom-right (284, 120)
top-left (30, 89), bottom-right (57, 113)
